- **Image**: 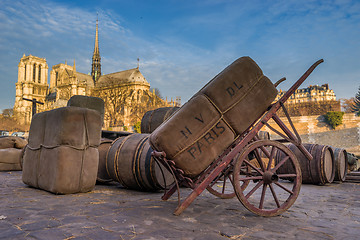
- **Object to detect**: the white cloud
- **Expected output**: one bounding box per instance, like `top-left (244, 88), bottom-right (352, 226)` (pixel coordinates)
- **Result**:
top-left (0, 0), bottom-right (359, 111)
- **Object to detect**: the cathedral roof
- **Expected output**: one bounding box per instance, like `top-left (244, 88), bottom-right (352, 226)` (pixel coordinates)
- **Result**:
top-left (53, 64), bottom-right (94, 87)
top-left (45, 91), bottom-right (57, 101)
top-left (76, 72), bottom-right (94, 87)
top-left (96, 68), bottom-right (149, 87)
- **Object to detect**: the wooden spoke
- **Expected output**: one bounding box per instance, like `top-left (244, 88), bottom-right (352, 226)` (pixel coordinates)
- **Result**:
top-left (259, 145), bottom-right (271, 158)
top-left (245, 180), bottom-right (263, 199)
top-left (207, 163), bottom-right (250, 199)
top-left (277, 174), bottom-right (297, 178)
top-left (267, 146), bottom-right (276, 171)
top-left (269, 184), bottom-right (281, 208)
top-left (243, 159), bottom-right (263, 175)
top-left (273, 156), bottom-right (289, 172)
top-left (259, 183), bottom-right (267, 209)
top-left (254, 148), bottom-right (266, 171)
top-left (239, 176), bottom-right (263, 181)
top-left (274, 182), bottom-right (294, 195)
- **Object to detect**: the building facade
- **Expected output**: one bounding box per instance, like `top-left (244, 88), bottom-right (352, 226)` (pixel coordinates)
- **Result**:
top-left (275, 84), bottom-right (339, 116)
top-left (276, 84), bottom-right (336, 104)
top-left (13, 19), bottom-right (179, 128)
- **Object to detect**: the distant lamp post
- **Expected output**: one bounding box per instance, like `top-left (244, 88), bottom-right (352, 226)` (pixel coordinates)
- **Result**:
top-left (22, 98), bottom-right (44, 116)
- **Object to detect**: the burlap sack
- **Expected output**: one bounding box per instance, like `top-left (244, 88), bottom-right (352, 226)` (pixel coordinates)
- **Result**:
top-left (36, 147), bottom-right (98, 193)
top-left (67, 95), bottom-right (105, 124)
top-left (22, 107), bottom-right (101, 194)
top-left (150, 57), bottom-right (277, 177)
top-left (197, 56), bottom-right (277, 135)
top-left (27, 112), bottom-right (46, 148)
top-left (0, 163), bottom-right (22, 171)
top-left (44, 107), bottom-right (101, 148)
top-left (150, 95), bottom-right (235, 177)
top-left (0, 136), bottom-right (28, 149)
top-left (0, 148), bottom-right (23, 164)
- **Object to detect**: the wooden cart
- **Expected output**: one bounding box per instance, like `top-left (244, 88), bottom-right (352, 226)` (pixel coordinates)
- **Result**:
top-left (152, 59), bottom-right (324, 216)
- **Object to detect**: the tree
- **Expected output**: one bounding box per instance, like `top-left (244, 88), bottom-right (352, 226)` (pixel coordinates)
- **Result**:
top-left (324, 111), bottom-right (344, 129)
top-left (0, 108), bottom-right (29, 132)
top-left (134, 121), bottom-right (141, 133)
top-left (92, 79), bottom-right (170, 129)
top-left (2, 108), bottom-right (13, 118)
top-left (340, 98), bottom-right (355, 113)
top-left (128, 89), bottom-right (168, 124)
top-left (91, 79), bottom-right (132, 128)
top-left (150, 88), bottom-right (163, 99)
top-left (351, 86), bottom-right (360, 116)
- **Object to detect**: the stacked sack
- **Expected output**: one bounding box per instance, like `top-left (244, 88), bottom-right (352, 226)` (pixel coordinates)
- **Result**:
top-left (150, 56), bottom-right (278, 177)
top-left (22, 106), bottom-right (102, 194)
top-left (0, 136), bottom-right (27, 171)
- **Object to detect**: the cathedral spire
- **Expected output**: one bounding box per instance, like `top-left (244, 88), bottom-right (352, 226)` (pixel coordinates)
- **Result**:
top-left (91, 14), bottom-right (101, 84)
top-left (73, 59), bottom-right (76, 75)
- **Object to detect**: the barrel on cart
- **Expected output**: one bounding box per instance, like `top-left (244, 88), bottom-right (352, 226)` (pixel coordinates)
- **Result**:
top-left (141, 107), bottom-right (180, 133)
top-left (106, 134), bottom-right (174, 191)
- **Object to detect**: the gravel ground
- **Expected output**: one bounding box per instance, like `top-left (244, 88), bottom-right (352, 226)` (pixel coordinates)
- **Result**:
top-left (0, 171), bottom-right (359, 240)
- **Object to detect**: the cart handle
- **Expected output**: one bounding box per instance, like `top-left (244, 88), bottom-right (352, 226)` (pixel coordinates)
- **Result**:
top-left (274, 77), bottom-right (286, 88)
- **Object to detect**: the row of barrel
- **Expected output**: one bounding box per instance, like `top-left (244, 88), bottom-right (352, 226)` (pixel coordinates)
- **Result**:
top-left (276, 143), bottom-right (348, 185)
top-left (140, 106), bottom-right (356, 186)
top-left (345, 171), bottom-right (360, 183)
top-left (97, 133), bottom-right (174, 191)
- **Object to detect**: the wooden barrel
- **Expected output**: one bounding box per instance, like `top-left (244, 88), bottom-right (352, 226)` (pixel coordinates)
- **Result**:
top-left (141, 107), bottom-right (180, 133)
top-left (332, 148), bottom-right (348, 182)
top-left (97, 138), bottom-right (113, 183)
top-left (106, 134), bottom-right (174, 191)
top-left (276, 143), bottom-right (335, 185)
top-left (347, 152), bottom-right (358, 166)
top-left (101, 130), bottom-right (132, 141)
top-left (258, 131), bottom-right (270, 140)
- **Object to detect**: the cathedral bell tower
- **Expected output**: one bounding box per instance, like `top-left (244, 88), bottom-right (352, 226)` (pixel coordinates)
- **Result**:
top-left (91, 17), bottom-right (101, 84)
top-left (13, 54), bottom-right (49, 124)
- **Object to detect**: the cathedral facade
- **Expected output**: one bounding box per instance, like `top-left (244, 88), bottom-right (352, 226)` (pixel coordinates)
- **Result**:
top-left (13, 19), bottom-right (179, 129)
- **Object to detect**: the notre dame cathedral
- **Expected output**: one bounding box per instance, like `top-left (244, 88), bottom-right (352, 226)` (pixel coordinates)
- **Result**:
top-left (13, 19), bottom-right (180, 129)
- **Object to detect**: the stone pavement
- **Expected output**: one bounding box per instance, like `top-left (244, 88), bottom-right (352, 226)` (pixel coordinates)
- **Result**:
top-left (0, 171), bottom-right (359, 240)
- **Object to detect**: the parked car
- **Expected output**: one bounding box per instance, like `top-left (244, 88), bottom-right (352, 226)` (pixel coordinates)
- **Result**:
top-left (11, 132), bottom-right (25, 137)
top-left (0, 130), bottom-right (10, 137)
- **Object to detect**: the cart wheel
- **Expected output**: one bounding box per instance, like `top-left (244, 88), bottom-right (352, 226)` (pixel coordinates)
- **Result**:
top-left (233, 140), bottom-right (301, 216)
top-left (207, 162), bottom-right (250, 199)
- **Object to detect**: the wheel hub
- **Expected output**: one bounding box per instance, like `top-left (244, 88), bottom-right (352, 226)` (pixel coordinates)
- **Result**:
top-left (263, 171), bottom-right (278, 184)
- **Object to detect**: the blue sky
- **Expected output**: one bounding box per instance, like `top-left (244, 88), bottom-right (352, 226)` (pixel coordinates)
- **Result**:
top-left (0, 0), bottom-right (359, 111)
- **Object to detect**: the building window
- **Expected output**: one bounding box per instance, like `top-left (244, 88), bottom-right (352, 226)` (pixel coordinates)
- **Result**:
top-left (24, 65), bottom-right (27, 81)
top-left (33, 64), bottom-right (36, 82)
top-left (38, 65), bottom-right (41, 83)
